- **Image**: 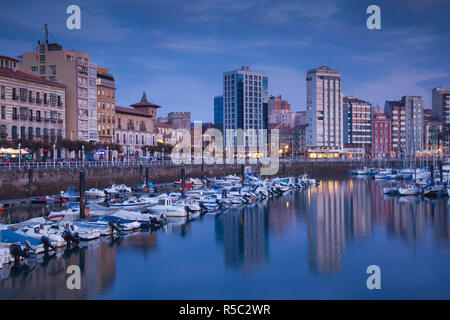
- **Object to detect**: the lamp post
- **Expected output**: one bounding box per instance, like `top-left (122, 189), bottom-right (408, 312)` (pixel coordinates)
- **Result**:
top-left (106, 146), bottom-right (109, 165)
top-left (18, 142), bottom-right (21, 169)
top-left (81, 145), bottom-right (85, 164)
top-left (162, 147), bottom-right (165, 165)
top-left (145, 147), bottom-right (148, 163)
top-left (53, 143), bottom-right (56, 168)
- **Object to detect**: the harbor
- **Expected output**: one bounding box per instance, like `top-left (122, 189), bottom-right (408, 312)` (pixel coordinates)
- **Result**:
top-left (0, 172), bottom-right (449, 299)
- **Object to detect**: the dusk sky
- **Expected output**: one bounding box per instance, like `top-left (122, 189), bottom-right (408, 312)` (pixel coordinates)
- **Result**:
top-left (1, 0), bottom-right (450, 121)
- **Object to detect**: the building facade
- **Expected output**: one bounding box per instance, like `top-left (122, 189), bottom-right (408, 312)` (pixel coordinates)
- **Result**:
top-left (293, 124), bottom-right (308, 157)
top-left (223, 66), bottom-right (268, 146)
top-left (268, 94), bottom-right (290, 113)
top-left (168, 112), bottom-right (190, 130)
top-left (432, 86), bottom-right (450, 125)
top-left (403, 95), bottom-right (424, 156)
top-left (306, 66), bottom-right (343, 148)
top-left (214, 95), bottom-right (223, 131)
top-left (372, 111), bottom-right (391, 159)
top-left (88, 63), bottom-right (98, 141)
top-left (343, 96), bottom-right (372, 146)
top-left (96, 67), bottom-right (116, 143)
top-left (115, 92), bottom-right (160, 159)
top-left (19, 41), bottom-right (91, 140)
top-left (384, 100), bottom-right (406, 158)
top-left (423, 109), bottom-right (442, 153)
top-left (0, 55), bottom-right (66, 143)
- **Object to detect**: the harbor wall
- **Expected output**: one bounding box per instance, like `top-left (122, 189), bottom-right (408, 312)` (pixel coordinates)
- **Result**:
top-left (0, 160), bottom-right (396, 200)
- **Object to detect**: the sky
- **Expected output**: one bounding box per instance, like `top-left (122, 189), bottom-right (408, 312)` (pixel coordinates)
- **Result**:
top-left (1, 0), bottom-right (450, 121)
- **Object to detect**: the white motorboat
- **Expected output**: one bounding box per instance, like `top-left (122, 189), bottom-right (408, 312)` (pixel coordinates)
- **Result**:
top-left (47, 223), bottom-right (101, 241)
top-left (16, 225), bottom-right (66, 247)
top-left (147, 198), bottom-right (187, 217)
top-left (382, 186), bottom-right (398, 195)
top-left (85, 188), bottom-right (106, 197)
top-left (398, 184), bottom-right (421, 196)
top-left (108, 197), bottom-right (153, 209)
top-left (47, 208), bottom-right (82, 221)
top-left (104, 184), bottom-right (132, 194)
top-left (422, 184), bottom-right (446, 197)
top-left (198, 196), bottom-right (220, 211)
top-left (173, 199), bottom-right (202, 212)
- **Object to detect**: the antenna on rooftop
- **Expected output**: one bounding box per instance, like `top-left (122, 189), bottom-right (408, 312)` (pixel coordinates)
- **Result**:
top-left (45, 24), bottom-right (48, 44)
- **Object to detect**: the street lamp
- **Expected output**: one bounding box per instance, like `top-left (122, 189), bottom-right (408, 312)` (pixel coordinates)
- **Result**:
top-left (53, 143), bottom-right (56, 167)
top-left (18, 142), bottom-right (21, 168)
top-left (162, 147), bottom-right (165, 164)
top-left (81, 145), bottom-right (85, 163)
top-left (106, 146), bottom-right (109, 164)
top-left (145, 147), bottom-right (148, 162)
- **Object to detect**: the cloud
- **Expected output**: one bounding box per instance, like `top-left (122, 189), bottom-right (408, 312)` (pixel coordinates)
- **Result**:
top-left (347, 69), bottom-right (450, 108)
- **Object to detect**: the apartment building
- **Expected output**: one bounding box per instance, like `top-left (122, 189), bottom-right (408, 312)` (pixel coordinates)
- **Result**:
top-left (306, 66), bottom-right (343, 148)
top-left (97, 67), bottom-right (116, 143)
top-left (343, 96), bottom-right (372, 146)
top-left (0, 55), bottom-right (66, 143)
top-left (372, 110), bottom-right (391, 159)
top-left (19, 40), bottom-right (91, 140)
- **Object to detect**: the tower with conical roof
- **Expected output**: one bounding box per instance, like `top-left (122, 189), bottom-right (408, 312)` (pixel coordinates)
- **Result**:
top-left (130, 91), bottom-right (161, 117)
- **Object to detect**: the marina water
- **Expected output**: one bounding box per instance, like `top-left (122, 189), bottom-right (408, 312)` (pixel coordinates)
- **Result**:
top-left (1, 178), bottom-right (449, 299)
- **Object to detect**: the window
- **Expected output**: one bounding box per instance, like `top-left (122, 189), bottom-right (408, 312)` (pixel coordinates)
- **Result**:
top-left (28, 109), bottom-right (33, 121)
top-left (12, 107), bottom-right (17, 120)
top-left (31, 66), bottom-right (37, 73)
top-left (36, 128), bottom-right (41, 138)
top-left (39, 55), bottom-right (45, 63)
top-left (50, 76), bottom-right (56, 82)
top-left (36, 110), bottom-right (41, 121)
top-left (40, 65), bottom-right (45, 74)
top-left (28, 127), bottom-right (33, 139)
top-left (0, 86), bottom-right (5, 99)
top-left (11, 126), bottom-right (17, 139)
top-left (43, 93), bottom-right (48, 104)
top-left (1, 106), bottom-right (4, 119)
top-left (50, 93), bottom-right (56, 106)
top-left (57, 95), bottom-right (62, 106)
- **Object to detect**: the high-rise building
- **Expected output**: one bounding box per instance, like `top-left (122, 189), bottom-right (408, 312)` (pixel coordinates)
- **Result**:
top-left (432, 86), bottom-right (450, 125)
top-left (19, 36), bottom-right (91, 141)
top-left (96, 67), bottom-right (115, 143)
top-left (294, 111), bottom-right (307, 127)
top-left (384, 96), bottom-right (423, 157)
top-left (0, 55), bottom-right (66, 150)
top-left (403, 95), bottom-right (424, 155)
top-left (343, 96), bottom-right (372, 146)
top-left (372, 110), bottom-right (391, 159)
top-left (214, 95), bottom-right (223, 131)
top-left (223, 66), bottom-right (268, 146)
top-left (306, 66), bottom-right (343, 148)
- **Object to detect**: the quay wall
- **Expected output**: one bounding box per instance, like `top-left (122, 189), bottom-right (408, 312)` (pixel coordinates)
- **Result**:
top-left (0, 160), bottom-right (397, 200)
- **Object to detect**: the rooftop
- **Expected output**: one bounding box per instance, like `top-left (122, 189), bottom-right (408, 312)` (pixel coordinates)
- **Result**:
top-left (0, 67), bottom-right (66, 88)
top-left (130, 91), bottom-right (162, 109)
top-left (115, 106), bottom-right (153, 118)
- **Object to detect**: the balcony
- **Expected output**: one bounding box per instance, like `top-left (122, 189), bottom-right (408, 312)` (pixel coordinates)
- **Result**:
top-left (43, 118), bottom-right (50, 123)
top-left (57, 119), bottom-right (63, 124)
top-left (12, 95), bottom-right (18, 101)
top-left (28, 97), bottom-right (34, 103)
top-left (57, 102), bottom-right (62, 107)
top-left (50, 118), bottom-right (57, 123)
top-left (36, 117), bottom-right (42, 122)
top-left (12, 115), bottom-right (18, 120)
top-left (0, 132), bottom-right (7, 138)
top-left (36, 98), bottom-right (42, 104)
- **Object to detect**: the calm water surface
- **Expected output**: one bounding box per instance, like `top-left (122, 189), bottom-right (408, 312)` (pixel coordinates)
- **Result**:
top-left (1, 178), bottom-right (449, 299)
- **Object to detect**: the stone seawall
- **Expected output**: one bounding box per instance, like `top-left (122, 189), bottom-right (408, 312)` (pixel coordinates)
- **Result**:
top-left (0, 160), bottom-right (387, 200)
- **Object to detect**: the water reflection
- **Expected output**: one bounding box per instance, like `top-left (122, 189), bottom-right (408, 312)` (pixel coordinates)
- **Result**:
top-left (215, 203), bottom-right (269, 272)
top-left (0, 178), bottom-right (449, 299)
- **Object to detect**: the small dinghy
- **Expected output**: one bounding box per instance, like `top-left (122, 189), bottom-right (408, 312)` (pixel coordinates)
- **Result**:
top-left (15, 225), bottom-right (66, 247)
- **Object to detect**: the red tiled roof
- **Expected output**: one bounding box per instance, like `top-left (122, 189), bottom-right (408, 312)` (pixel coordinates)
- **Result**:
top-left (0, 55), bottom-right (19, 62)
top-left (156, 121), bottom-right (174, 129)
top-left (115, 106), bottom-right (153, 118)
top-left (0, 67), bottom-right (66, 88)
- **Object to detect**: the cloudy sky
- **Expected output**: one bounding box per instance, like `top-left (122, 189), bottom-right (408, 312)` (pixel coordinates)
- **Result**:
top-left (1, 0), bottom-right (450, 121)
